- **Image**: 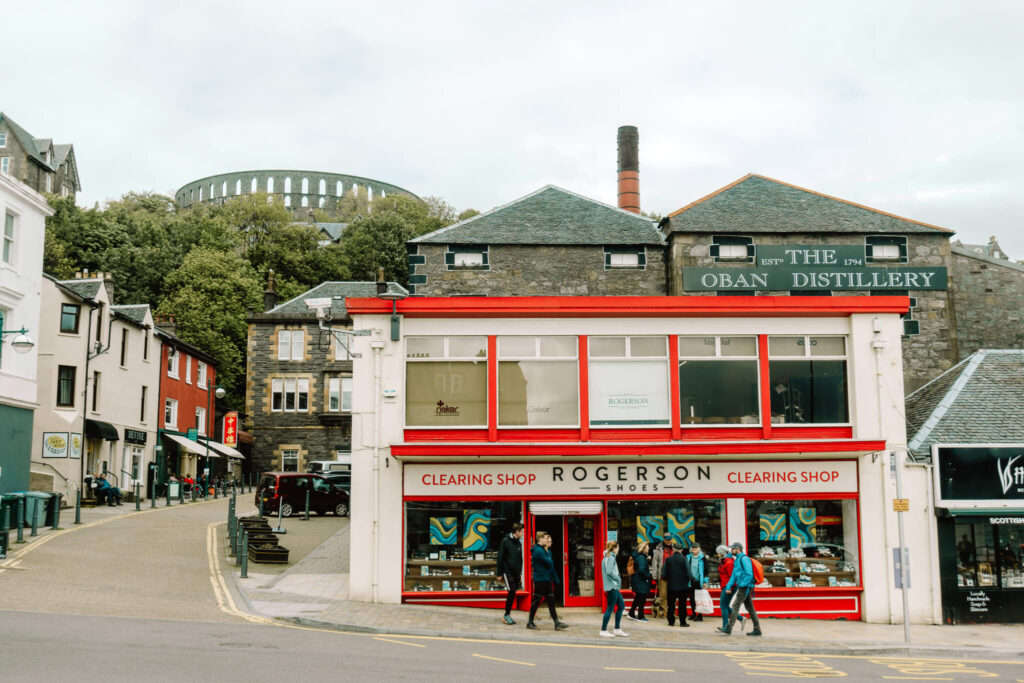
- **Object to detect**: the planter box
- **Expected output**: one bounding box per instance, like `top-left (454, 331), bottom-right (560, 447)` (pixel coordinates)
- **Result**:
top-left (248, 543), bottom-right (290, 564)
top-left (247, 533), bottom-right (280, 545)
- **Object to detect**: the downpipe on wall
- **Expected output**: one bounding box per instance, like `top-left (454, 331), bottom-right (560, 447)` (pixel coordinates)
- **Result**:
top-left (370, 339), bottom-right (385, 603)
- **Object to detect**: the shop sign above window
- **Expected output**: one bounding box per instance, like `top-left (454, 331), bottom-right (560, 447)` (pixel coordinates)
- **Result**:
top-left (935, 446), bottom-right (1024, 507)
top-left (683, 244), bottom-right (946, 292)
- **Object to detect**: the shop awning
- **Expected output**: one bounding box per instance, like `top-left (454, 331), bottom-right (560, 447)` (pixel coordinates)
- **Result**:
top-left (163, 433), bottom-right (220, 457)
top-left (529, 501), bottom-right (604, 515)
top-left (202, 440), bottom-right (245, 459)
top-left (85, 419), bottom-right (119, 441)
top-left (944, 508), bottom-right (1024, 517)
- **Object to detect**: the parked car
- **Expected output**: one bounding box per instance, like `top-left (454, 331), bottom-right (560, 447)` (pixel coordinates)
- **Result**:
top-left (255, 472), bottom-right (349, 517)
top-left (321, 471), bottom-right (350, 492)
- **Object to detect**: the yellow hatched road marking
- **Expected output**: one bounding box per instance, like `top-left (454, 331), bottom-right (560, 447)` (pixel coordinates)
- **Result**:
top-left (882, 678), bottom-right (953, 681)
top-left (869, 658), bottom-right (999, 678)
top-left (473, 654), bottom-right (535, 666)
top-left (374, 637), bottom-right (425, 647)
top-left (727, 653), bottom-right (846, 678)
top-left (605, 667), bottom-right (675, 672)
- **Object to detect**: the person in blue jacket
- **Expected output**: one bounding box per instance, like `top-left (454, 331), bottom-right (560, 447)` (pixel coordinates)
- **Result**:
top-left (599, 541), bottom-right (629, 637)
top-left (527, 531), bottom-right (568, 631)
top-left (717, 541), bottom-right (762, 636)
top-left (685, 542), bottom-right (710, 622)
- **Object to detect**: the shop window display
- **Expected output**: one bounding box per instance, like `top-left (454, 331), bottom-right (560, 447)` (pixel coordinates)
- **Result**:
top-left (678, 336), bottom-right (759, 424)
top-left (405, 336), bottom-right (487, 427)
top-left (588, 336), bottom-right (670, 426)
top-left (746, 499), bottom-right (860, 587)
top-left (768, 336), bottom-right (848, 424)
top-left (607, 500), bottom-right (724, 580)
top-left (955, 522), bottom-right (1023, 589)
top-left (405, 501), bottom-right (523, 593)
top-left (498, 336), bottom-right (578, 426)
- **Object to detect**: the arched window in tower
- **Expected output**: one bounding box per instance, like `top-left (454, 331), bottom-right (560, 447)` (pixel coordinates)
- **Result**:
top-left (251, 177), bottom-right (258, 193)
top-left (301, 177), bottom-right (309, 194)
top-left (284, 195), bottom-right (292, 207)
top-left (222, 181), bottom-right (227, 197)
top-left (267, 177), bottom-right (274, 193)
top-left (318, 197), bottom-right (325, 208)
top-left (199, 186), bottom-right (204, 201)
top-left (336, 181), bottom-right (342, 197)
top-left (190, 189), bottom-right (194, 202)
top-left (351, 183), bottom-right (358, 197)
top-left (235, 179), bottom-right (242, 195)
top-left (284, 177), bottom-right (292, 193)
top-left (319, 179), bottom-right (326, 195)
top-left (301, 196), bottom-right (309, 207)
top-left (367, 186), bottom-right (373, 201)
top-left (210, 183), bottom-right (215, 198)
top-left (380, 189), bottom-right (386, 199)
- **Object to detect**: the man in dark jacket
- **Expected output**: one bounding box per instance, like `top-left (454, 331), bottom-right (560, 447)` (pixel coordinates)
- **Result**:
top-left (528, 531), bottom-right (568, 631)
top-left (662, 545), bottom-right (691, 626)
top-left (496, 522), bottom-right (525, 625)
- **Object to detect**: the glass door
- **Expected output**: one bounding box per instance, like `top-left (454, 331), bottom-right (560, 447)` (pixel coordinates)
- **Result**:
top-left (564, 515), bottom-right (601, 607)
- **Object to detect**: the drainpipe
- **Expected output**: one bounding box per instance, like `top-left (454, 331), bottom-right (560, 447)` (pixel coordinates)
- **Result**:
top-left (370, 339), bottom-right (385, 603)
top-left (906, 456), bottom-right (943, 624)
top-left (872, 320), bottom-right (897, 626)
top-left (79, 302), bottom-right (98, 489)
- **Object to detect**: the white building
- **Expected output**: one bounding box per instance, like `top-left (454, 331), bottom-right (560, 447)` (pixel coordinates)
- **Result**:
top-left (0, 170), bottom-right (52, 494)
top-left (345, 294), bottom-right (938, 624)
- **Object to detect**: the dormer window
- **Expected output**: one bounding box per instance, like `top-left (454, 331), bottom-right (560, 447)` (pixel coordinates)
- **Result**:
top-left (604, 246), bottom-right (646, 269)
top-left (445, 246), bottom-right (489, 270)
top-left (866, 235), bottom-right (907, 263)
top-left (711, 235), bottom-right (754, 263)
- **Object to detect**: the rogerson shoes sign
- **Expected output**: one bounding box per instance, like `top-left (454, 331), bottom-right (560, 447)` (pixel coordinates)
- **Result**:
top-left (404, 460), bottom-right (858, 497)
top-left (682, 245), bottom-right (948, 292)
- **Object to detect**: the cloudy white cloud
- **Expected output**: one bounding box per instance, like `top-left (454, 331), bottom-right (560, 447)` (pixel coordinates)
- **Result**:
top-left (2, 0), bottom-right (1021, 253)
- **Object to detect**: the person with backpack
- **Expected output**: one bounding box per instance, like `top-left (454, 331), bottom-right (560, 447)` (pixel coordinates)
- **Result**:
top-left (716, 544), bottom-right (746, 631)
top-left (599, 541), bottom-right (629, 637)
top-left (627, 541), bottom-right (652, 621)
top-left (716, 541), bottom-right (762, 636)
top-left (496, 522), bottom-right (525, 625)
top-left (650, 534), bottom-right (674, 619)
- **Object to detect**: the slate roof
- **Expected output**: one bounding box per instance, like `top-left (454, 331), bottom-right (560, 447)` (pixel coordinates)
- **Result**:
top-left (667, 174), bottom-right (954, 236)
top-left (111, 304), bottom-right (150, 326)
top-left (318, 222), bottom-right (347, 241)
top-left (0, 113), bottom-right (56, 172)
top-left (411, 185), bottom-right (664, 246)
top-left (952, 244), bottom-right (1023, 272)
top-left (56, 277), bottom-right (103, 300)
top-left (265, 281), bottom-right (392, 318)
top-left (53, 144), bottom-right (72, 165)
top-left (906, 350), bottom-right (1024, 460)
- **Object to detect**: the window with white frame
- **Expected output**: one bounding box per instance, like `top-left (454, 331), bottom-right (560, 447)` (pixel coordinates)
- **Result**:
top-left (3, 212), bottom-right (14, 265)
top-left (405, 336), bottom-right (487, 427)
top-left (271, 378), bottom-right (310, 412)
top-left (281, 449), bottom-right (299, 472)
top-left (165, 398), bottom-right (178, 428)
top-left (167, 348), bottom-right (179, 378)
top-left (767, 336), bottom-right (848, 424)
top-left (604, 246), bottom-right (645, 269)
top-left (445, 247), bottom-right (488, 270)
top-left (678, 336), bottom-right (760, 425)
top-left (334, 333), bottom-right (352, 361)
top-left (197, 361), bottom-right (207, 387)
top-left (196, 407), bottom-right (207, 436)
top-left (0, 132), bottom-right (6, 147)
top-left (46, 174), bottom-right (52, 192)
top-left (1, 157), bottom-right (9, 174)
top-left (588, 336), bottom-right (670, 426)
top-left (278, 329), bottom-right (304, 360)
top-left (498, 336), bottom-right (579, 427)
top-left (711, 235), bottom-right (754, 262)
top-left (866, 235), bottom-right (907, 263)
top-left (328, 376), bottom-right (353, 412)
top-left (185, 355), bottom-right (192, 384)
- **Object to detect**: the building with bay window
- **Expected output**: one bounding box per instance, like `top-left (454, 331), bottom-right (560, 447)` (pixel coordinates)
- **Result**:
top-left (345, 294), bottom-right (936, 623)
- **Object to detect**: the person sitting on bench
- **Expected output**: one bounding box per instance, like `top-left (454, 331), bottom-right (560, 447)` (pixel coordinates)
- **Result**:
top-left (95, 475), bottom-right (123, 506)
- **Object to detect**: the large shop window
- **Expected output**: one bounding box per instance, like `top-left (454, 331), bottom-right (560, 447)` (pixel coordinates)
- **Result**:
top-left (405, 501), bottom-right (523, 593)
top-left (955, 522), bottom-right (1023, 588)
top-left (678, 336), bottom-right (759, 425)
top-left (405, 336), bottom-right (487, 427)
top-left (498, 336), bottom-right (578, 427)
top-left (589, 336), bottom-right (669, 426)
top-left (608, 500), bottom-right (724, 581)
top-left (768, 336), bottom-right (848, 424)
top-left (746, 499), bottom-right (860, 587)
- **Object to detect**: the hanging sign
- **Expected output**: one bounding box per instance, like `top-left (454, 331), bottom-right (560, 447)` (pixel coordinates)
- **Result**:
top-left (223, 412), bottom-right (238, 447)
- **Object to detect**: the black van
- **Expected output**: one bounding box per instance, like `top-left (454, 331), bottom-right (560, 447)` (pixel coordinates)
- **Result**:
top-left (256, 472), bottom-right (349, 517)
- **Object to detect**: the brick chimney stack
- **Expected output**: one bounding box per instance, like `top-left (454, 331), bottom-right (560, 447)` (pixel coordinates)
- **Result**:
top-left (154, 313), bottom-right (176, 335)
top-left (263, 269), bottom-right (278, 312)
top-left (617, 125), bottom-right (640, 213)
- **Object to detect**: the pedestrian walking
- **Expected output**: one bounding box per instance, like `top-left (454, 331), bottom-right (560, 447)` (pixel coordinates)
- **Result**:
top-left (716, 545), bottom-right (746, 631)
top-left (599, 541), bottom-right (629, 637)
top-left (716, 542), bottom-right (762, 637)
top-left (627, 542), bottom-right (652, 621)
top-left (650, 533), bottom-right (674, 619)
top-left (662, 544), bottom-right (691, 627)
top-left (496, 522), bottom-right (525, 625)
top-left (686, 542), bottom-right (709, 622)
top-left (527, 531), bottom-right (568, 631)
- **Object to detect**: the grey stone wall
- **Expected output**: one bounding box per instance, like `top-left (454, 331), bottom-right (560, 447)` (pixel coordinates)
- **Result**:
top-left (410, 244), bottom-right (668, 297)
top-left (0, 122), bottom-right (52, 196)
top-left (951, 251), bottom-right (1024, 358)
top-left (245, 314), bottom-right (353, 474)
top-left (667, 232), bottom-right (957, 393)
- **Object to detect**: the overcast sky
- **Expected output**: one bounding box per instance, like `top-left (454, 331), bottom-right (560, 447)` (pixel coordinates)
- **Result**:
top-left (4, 1), bottom-right (1022, 253)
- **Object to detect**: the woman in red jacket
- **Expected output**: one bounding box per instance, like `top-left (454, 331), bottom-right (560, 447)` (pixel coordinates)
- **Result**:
top-left (716, 545), bottom-right (746, 631)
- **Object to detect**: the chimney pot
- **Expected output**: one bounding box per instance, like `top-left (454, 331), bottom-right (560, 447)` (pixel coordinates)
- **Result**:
top-left (617, 126), bottom-right (640, 214)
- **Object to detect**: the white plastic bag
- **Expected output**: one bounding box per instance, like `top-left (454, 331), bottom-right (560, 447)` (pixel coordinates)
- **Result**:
top-left (695, 589), bottom-right (714, 615)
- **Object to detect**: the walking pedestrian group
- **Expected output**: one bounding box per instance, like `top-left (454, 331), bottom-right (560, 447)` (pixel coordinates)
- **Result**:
top-left (497, 523), bottom-right (764, 638)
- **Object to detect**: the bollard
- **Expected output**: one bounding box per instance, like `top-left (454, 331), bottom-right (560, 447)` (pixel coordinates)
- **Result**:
top-left (178, 484), bottom-right (184, 505)
top-left (2, 505), bottom-right (9, 532)
top-left (214, 483), bottom-right (218, 500)
top-left (52, 496), bottom-right (61, 530)
top-left (166, 484), bottom-right (171, 507)
top-left (16, 498), bottom-right (25, 543)
top-left (258, 497), bottom-right (264, 518)
top-left (30, 500), bottom-right (39, 537)
top-left (75, 489), bottom-right (82, 524)
top-left (135, 483), bottom-right (141, 511)
top-left (304, 488), bottom-right (310, 521)
top-left (150, 480), bottom-right (155, 509)
top-left (240, 530), bottom-right (249, 578)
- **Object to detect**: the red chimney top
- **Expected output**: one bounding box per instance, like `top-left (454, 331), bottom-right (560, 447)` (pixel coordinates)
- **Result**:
top-left (617, 126), bottom-right (640, 213)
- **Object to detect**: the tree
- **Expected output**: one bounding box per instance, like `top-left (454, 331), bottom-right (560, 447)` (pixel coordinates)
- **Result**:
top-left (156, 247), bottom-right (262, 404)
top-left (337, 210), bottom-right (416, 284)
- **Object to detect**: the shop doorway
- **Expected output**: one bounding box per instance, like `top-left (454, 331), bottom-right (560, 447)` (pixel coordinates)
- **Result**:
top-left (532, 514), bottom-right (602, 607)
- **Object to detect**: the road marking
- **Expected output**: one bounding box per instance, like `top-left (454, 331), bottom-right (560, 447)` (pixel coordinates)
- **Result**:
top-left (869, 658), bottom-right (998, 678)
top-left (373, 637), bottom-right (425, 647)
top-left (473, 654), bottom-right (535, 666)
top-left (206, 521), bottom-right (278, 626)
top-left (605, 667), bottom-right (675, 672)
top-left (882, 678), bottom-right (953, 681)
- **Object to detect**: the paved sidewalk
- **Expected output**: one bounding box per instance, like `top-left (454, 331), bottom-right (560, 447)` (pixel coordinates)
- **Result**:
top-left (227, 523), bottom-right (1024, 660)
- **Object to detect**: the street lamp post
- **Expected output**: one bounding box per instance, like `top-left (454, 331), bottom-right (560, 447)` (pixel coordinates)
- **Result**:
top-left (204, 380), bottom-right (226, 494)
